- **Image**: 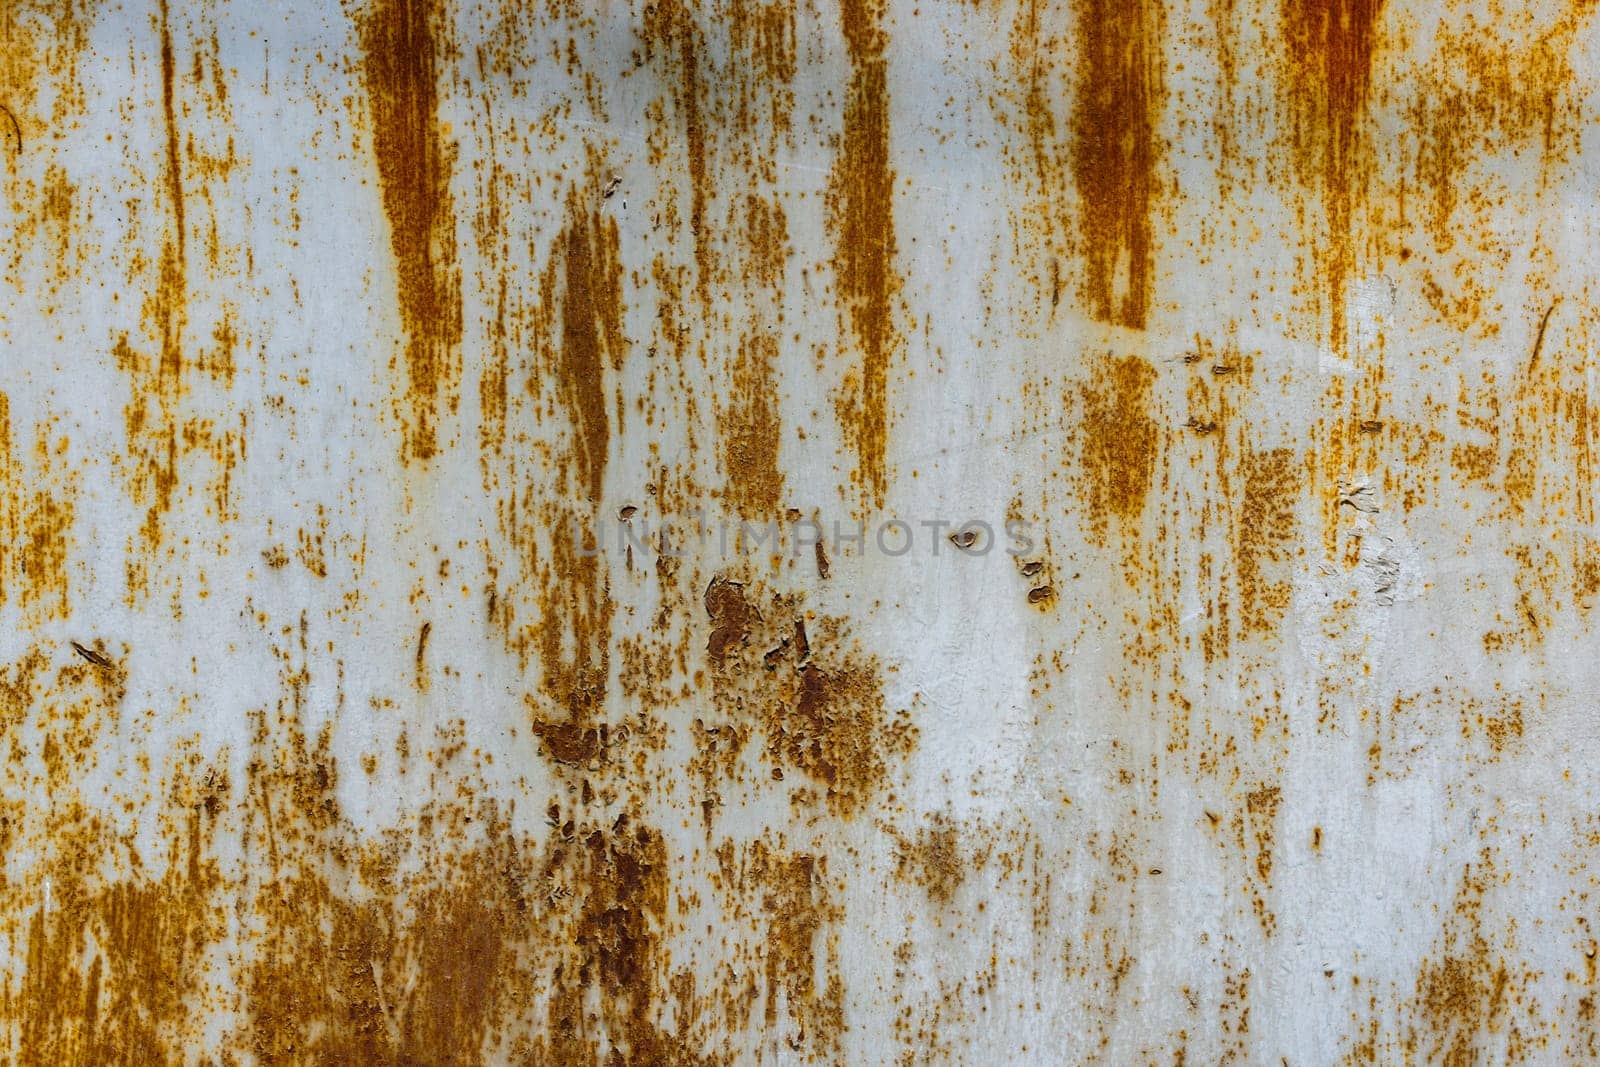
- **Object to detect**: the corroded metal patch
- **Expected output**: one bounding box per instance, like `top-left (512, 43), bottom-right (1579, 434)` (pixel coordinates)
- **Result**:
top-left (1, 0), bottom-right (1598, 1062)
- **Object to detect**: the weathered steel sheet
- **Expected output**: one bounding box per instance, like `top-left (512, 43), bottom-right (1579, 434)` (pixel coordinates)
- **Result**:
top-left (1, 0), bottom-right (1597, 1062)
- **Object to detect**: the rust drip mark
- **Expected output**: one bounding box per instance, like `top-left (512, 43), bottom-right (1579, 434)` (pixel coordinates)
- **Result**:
top-left (545, 185), bottom-right (625, 505)
top-left (357, 0), bottom-right (461, 464)
top-left (112, 9), bottom-right (243, 600)
top-left (478, 273), bottom-right (508, 463)
top-left (721, 199), bottom-right (790, 516)
top-left (1004, 0), bottom-right (1077, 309)
top-left (644, 3), bottom-right (795, 515)
top-left (738, 841), bottom-right (846, 1056)
top-left (1070, 0), bottom-right (1162, 329)
top-left (1079, 354), bottom-right (1159, 543)
top-left (525, 184), bottom-right (626, 717)
top-left (829, 0), bottom-right (900, 509)
top-left (1482, 303), bottom-right (1596, 647)
top-left (648, 0), bottom-right (712, 305)
top-left (1283, 0), bottom-right (1383, 355)
top-left (722, 334), bottom-right (785, 513)
top-left (0, 0), bottom-right (100, 154)
top-left (158, 0), bottom-right (185, 269)
top-left (125, 0), bottom-right (193, 575)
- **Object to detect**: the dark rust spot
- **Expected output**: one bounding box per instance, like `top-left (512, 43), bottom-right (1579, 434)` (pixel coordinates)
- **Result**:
top-left (705, 575), bottom-right (754, 666)
top-left (69, 641), bottom-right (111, 669)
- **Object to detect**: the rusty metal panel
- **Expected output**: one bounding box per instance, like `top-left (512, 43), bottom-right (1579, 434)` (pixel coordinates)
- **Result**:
top-left (1, 0), bottom-right (1597, 1062)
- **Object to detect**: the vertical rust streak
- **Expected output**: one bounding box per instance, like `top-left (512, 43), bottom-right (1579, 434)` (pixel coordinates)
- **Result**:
top-left (551, 188), bottom-right (624, 506)
top-left (158, 0), bottom-right (184, 271)
top-left (643, 0), bottom-right (713, 304)
top-left (678, 6), bottom-right (711, 306)
top-left (1070, 0), bottom-right (1162, 330)
top-left (0, 393), bottom-right (11, 603)
top-left (358, 0), bottom-right (460, 464)
top-left (533, 186), bottom-right (625, 718)
top-left (829, 0), bottom-right (899, 509)
top-left (1283, 0), bottom-right (1383, 355)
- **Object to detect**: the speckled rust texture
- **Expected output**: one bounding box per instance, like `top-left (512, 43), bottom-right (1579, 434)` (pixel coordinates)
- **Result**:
top-left (1, 0), bottom-right (1598, 1063)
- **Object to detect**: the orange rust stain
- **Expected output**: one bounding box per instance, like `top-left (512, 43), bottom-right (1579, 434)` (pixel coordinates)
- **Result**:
top-left (13, 808), bottom-right (223, 1066)
top-left (357, 0), bottom-right (461, 464)
top-left (0, 1), bottom-right (100, 142)
top-left (998, 0), bottom-right (1075, 319)
top-left (1235, 446), bottom-right (1298, 635)
top-left (483, 172), bottom-right (627, 700)
top-left (722, 329), bottom-right (786, 515)
top-left (645, 0), bottom-right (713, 305)
top-left (0, 395), bottom-right (76, 620)
top-left (894, 815), bottom-right (966, 906)
top-left (527, 715), bottom-right (604, 767)
top-left (0, 647), bottom-right (225, 1066)
top-left (531, 826), bottom-right (655, 1062)
top-left (780, 659), bottom-right (909, 814)
top-left (543, 184), bottom-right (625, 508)
top-left (244, 838), bottom-right (533, 1065)
top-left (478, 278), bottom-right (509, 467)
top-left (1079, 354), bottom-right (1160, 543)
top-left (712, 837), bottom-right (846, 1060)
top-left (1282, 0), bottom-right (1383, 355)
top-left (721, 194), bottom-right (790, 516)
top-left (112, 8), bottom-right (242, 603)
top-left (522, 184), bottom-right (627, 717)
top-left (724, 8), bottom-right (797, 517)
top-left (1236, 783), bottom-right (1282, 935)
top-left (1406, 15), bottom-right (1588, 258)
top-left (641, 1), bottom-right (796, 516)
top-left (1070, 0), bottom-right (1162, 329)
top-left (829, 0), bottom-right (900, 509)
top-left (235, 624), bottom-right (539, 1065)
top-left (158, 0), bottom-right (184, 269)
top-left (1181, 342), bottom-right (1303, 657)
top-left (1345, 851), bottom-right (1539, 1062)
top-left (414, 620), bottom-right (431, 693)
top-left (1472, 309), bottom-right (1597, 647)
